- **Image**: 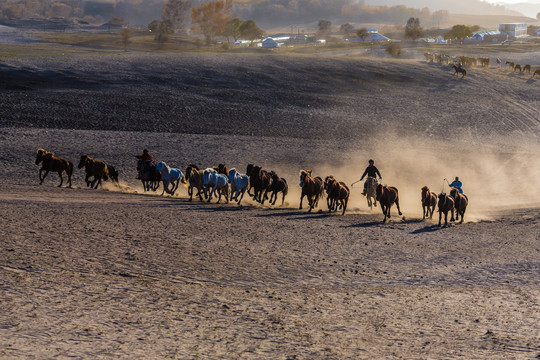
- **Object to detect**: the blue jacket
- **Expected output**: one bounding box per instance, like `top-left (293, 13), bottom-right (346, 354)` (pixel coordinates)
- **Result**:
top-left (450, 180), bottom-right (463, 193)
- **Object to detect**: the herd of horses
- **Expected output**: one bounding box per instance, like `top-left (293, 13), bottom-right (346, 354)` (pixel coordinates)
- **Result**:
top-left (424, 52), bottom-right (540, 79)
top-left (35, 148), bottom-right (469, 226)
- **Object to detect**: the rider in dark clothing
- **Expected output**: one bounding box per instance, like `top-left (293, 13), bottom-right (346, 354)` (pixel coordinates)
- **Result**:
top-left (135, 149), bottom-right (153, 179)
top-left (360, 159), bottom-right (382, 195)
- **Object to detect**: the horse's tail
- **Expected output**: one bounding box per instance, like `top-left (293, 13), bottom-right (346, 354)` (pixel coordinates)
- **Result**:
top-left (283, 181), bottom-right (288, 196)
top-left (181, 174), bottom-right (188, 187)
top-left (67, 161), bottom-right (74, 177)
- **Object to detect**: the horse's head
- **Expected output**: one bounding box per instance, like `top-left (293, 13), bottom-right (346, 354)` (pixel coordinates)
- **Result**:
top-left (375, 184), bottom-right (383, 201)
top-left (246, 164), bottom-right (253, 176)
top-left (299, 170), bottom-right (310, 187)
top-left (228, 168), bottom-right (237, 183)
top-left (421, 185), bottom-right (429, 199)
top-left (78, 155), bottom-right (89, 169)
top-left (217, 163), bottom-right (228, 176)
top-left (449, 188), bottom-right (458, 199)
top-left (156, 162), bottom-right (167, 173)
top-left (35, 148), bottom-right (47, 165)
top-left (324, 176), bottom-right (335, 191)
top-left (203, 168), bottom-right (215, 186)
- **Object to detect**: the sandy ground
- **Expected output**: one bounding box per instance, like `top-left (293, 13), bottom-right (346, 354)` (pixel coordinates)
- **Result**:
top-left (1, 50), bottom-right (540, 359)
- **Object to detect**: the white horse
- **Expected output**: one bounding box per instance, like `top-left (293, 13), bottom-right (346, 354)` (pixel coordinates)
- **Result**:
top-left (203, 168), bottom-right (229, 203)
top-left (228, 168), bottom-right (249, 205)
top-left (156, 161), bottom-right (186, 196)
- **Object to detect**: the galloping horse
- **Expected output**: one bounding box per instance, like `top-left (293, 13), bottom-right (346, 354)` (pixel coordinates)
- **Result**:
top-left (514, 64), bottom-right (522, 73)
top-left (156, 162), bottom-right (186, 196)
top-left (246, 164), bottom-right (272, 203)
top-left (185, 164), bottom-right (205, 201)
top-left (421, 186), bottom-right (437, 220)
top-left (299, 170), bottom-right (324, 213)
top-left (228, 168), bottom-right (249, 205)
top-left (364, 176), bottom-right (378, 209)
top-left (140, 161), bottom-right (161, 192)
top-left (106, 164), bottom-right (120, 185)
top-left (449, 188), bottom-right (468, 224)
top-left (203, 168), bottom-right (229, 203)
top-left (522, 64), bottom-right (531, 74)
top-left (324, 176), bottom-right (349, 215)
top-left (78, 155), bottom-right (109, 189)
top-left (437, 193), bottom-right (455, 227)
top-left (376, 184), bottom-right (402, 222)
top-left (452, 64), bottom-right (466, 78)
top-left (267, 171), bottom-right (288, 206)
top-left (213, 163), bottom-right (229, 176)
top-left (35, 148), bottom-right (73, 188)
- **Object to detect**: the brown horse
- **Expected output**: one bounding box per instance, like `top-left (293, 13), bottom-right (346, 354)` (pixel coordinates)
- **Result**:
top-left (437, 193), bottom-right (455, 227)
top-left (506, 61), bottom-right (514, 69)
top-left (364, 176), bottom-right (378, 209)
top-left (267, 171), bottom-right (288, 206)
top-left (421, 186), bottom-right (437, 220)
top-left (449, 188), bottom-right (468, 224)
top-left (35, 148), bottom-right (73, 188)
top-left (522, 64), bottom-right (531, 74)
top-left (185, 164), bottom-right (205, 201)
top-left (78, 155), bottom-right (109, 189)
top-left (299, 170), bottom-right (324, 213)
top-left (105, 164), bottom-right (119, 186)
top-left (452, 64), bottom-right (466, 78)
top-left (514, 64), bottom-right (522, 73)
top-left (324, 176), bottom-right (349, 215)
top-left (213, 163), bottom-right (229, 176)
top-left (246, 164), bottom-right (272, 203)
top-left (532, 69), bottom-right (540, 78)
top-left (375, 184), bottom-right (402, 222)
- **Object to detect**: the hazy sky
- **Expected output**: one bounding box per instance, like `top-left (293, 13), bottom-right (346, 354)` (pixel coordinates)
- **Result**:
top-left (485, 0), bottom-right (539, 3)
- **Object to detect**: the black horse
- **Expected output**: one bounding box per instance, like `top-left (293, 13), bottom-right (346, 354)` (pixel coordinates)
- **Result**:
top-left (137, 160), bottom-right (161, 192)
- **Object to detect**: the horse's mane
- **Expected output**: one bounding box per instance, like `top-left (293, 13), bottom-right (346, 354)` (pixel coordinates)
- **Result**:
top-left (421, 186), bottom-right (429, 191)
top-left (187, 163), bottom-right (199, 170)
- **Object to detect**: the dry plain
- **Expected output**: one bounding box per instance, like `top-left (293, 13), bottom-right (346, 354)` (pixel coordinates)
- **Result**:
top-left (1, 41), bottom-right (540, 359)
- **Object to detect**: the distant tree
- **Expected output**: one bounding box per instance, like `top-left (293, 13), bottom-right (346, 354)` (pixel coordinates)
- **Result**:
top-left (527, 25), bottom-right (536, 36)
top-left (356, 27), bottom-right (368, 41)
top-left (431, 10), bottom-right (449, 28)
top-left (470, 25), bottom-right (481, 32)
top-left (161, 0), bottom-right (190, 34)
top-left (385, 42), bottom-right (402, 58)
top-left (317, 20), bottom-right (332, 38)
top-left (444, 25), bottom-right (473, 41)
top-left (121, 28), bottom-right (131, 51)
top-left (223, 18), bottom-right (242, 42)
top-left (155, 21), bottom-right (172, 48)
top-left (339, 23), bottom-right (355, 35)
top-left (404, 17), bottom-right (423, 40)
top-left (239, 19), bottom-right (263, 45)
top-left (148, 20), bottom-right (160, 32)
top-left (191, 0), bottom-right (233, 45)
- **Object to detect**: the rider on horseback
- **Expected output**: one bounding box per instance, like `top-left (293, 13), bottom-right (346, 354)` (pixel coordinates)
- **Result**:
top-left (135, 149), bottom-right (153, 179)
top-left (360, 159), bottom-right (382, 196)
top-left (449, 176), bottom-right (463, 194)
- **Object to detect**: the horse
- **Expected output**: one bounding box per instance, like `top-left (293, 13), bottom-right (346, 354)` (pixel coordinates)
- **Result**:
top-left (156, 162), bottom-right (186, 196)
top-left (324, 176), bottom-right (349, 215)
top-left (437, 193), bottom-right (455, 227)
top-left (449, 188), bottom-right (468, 224)
top-left (376, 184), bottom-right (402, 222)
top-left (246, 164), bottom-right (272, 203)
top-left (35, 149), bottom-right (73, 188)
top-left (533, 69), bottom-right (540, 78)
top-left (496, 58), bottom-right (501, 67)
top-left (421, 186), bottom-right (437, 220)
top-left (185, 164), bottom-right (205, 201)
top-left (506, 61), bottom-right (514, 69)
top-left (514, 64), bottom-right (522, 73)
top-left (105, 164), bottom-right (119, 186)
top-left (364, 176), bottom-right (378, 209)
top-left (522, 64), bottom-right (531, 74)
top-left (140, 161), bottom-right (161, 192)
top-left (267, 171), bottom-right (288, 206)
top-left (78, 155), bottom-right (109, 189)
top-left (213, 163), bottom-right (229, 176)
top-left (299, 170), bottom-right (324, 213)
top-left (452, 64), bottom-right (466, 78)
top-left (228, 168), bottom-right (249, 205)
top-left (203, 168), bottom-right (229, 203)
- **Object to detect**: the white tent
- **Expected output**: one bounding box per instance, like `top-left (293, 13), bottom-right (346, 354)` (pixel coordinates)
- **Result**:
top-left (261, 38), bottom-right (279, 48)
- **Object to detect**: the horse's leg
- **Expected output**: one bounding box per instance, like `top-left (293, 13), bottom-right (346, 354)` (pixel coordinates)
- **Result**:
top-left (450, 206), bottom-right (455, 222)
top-left (444, 211), bottom-right (449, 227)
top-left (281, 191), bottom-right (286, 206)
top-left (460, 207), bottom-right (466, 224)
top-left (422, 205), bottom-right (426, 220)
top-left (170, 180), bottom-right (179, 196)
top-left (395, 197), bottom-right (403, 216)
top-left (342, 198), bottom-right (348, 216)
top-left (57, 171), bottom-right (64, 187)
top-left (161, 181), bottom-right (167, 196)
top-left (438, 210), bottom-right (442, 226)
top-left (238, 188), bottom-right (246, 205)
top-left (224, 187), bottom-right (229, 204)
top-left (40, 170), bottom-right (50, 185)
top-left (299, 193), bottom-right (304, 210)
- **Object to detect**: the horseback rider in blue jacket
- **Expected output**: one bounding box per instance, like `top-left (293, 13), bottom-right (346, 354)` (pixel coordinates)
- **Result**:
top-left (449, 177), bottom-right (463, 194)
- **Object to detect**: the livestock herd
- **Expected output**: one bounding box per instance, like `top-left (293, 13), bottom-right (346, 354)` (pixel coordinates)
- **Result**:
top-left (35, 148), bottom-right (469, 226)
top-left (424, 52), bottom-right (540, 78)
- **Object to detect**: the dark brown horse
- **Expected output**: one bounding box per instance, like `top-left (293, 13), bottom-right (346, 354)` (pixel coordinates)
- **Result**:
top-left (213, 163), bottom-right (229, 176)
top-left (421, 186), bottom-right (437, 220)
top-left (514, 64), bottom-right (522, 73)
top-left (449, 188), bottom-right (468, 224)
top-left (522, 64), bottom-right (531, 74)
top-left (452, 64), bottom-right (466, 78)
top-left (324, 176), bottom-right (349, 215)
top-left (437, 193), bottom-right (455, 227)
top-left (266, 171), bottom-right (288, 206)
top-left (78, 155), bottom-right (109, 189)
top-left (105, 164), bottom-right (119, 186)
top-left (376, 184), bottom-right (402, 222)
top-left (299, 170), bottom-right (324, 213)
top-left (246, 164), bottom-right (272, 203)
top-left (185, 163), bottom-right (205, 201)
top-left (35, 148), bottom-right (73, 188)
top-left (533, 69), bottom-right (540, 78)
